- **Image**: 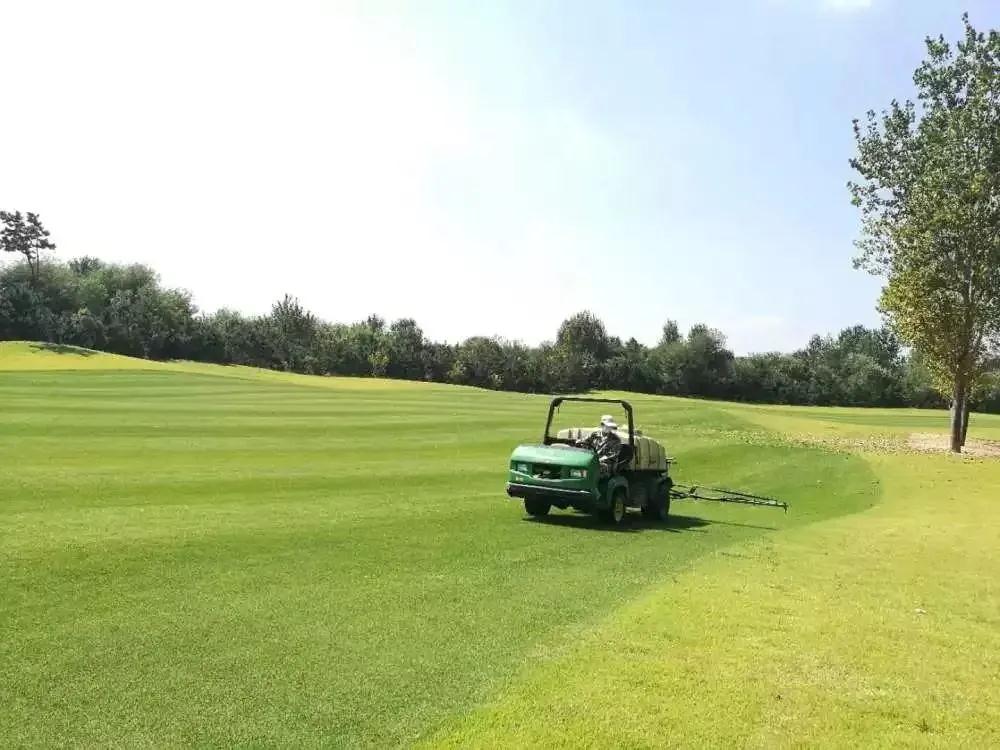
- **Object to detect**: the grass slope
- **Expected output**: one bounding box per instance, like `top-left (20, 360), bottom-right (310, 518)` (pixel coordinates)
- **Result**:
top-left (1, 342), bottom-right (997, 747)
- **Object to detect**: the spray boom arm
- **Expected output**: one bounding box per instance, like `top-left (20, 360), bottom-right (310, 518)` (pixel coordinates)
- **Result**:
top-left (670, 484), bottom-right (789, 513)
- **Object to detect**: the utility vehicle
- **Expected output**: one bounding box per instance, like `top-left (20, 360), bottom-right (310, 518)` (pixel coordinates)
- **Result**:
top-left (505, 397), bottom-right (670, 525)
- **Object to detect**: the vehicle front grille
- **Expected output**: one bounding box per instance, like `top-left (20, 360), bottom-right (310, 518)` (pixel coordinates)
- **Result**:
top-left (532, 464), bottom-right (562, 479)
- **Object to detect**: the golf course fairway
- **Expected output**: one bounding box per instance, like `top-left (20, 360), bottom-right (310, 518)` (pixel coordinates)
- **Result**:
top-left (2, 341), bottom-right (997, 747)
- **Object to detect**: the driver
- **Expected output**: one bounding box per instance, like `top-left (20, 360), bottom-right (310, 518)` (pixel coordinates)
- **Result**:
top-left (577, 415), bottom-right (622, 475)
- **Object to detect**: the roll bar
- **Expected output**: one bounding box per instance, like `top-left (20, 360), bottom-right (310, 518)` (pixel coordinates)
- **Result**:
top-left (543, 397), bottom-right (634, 446)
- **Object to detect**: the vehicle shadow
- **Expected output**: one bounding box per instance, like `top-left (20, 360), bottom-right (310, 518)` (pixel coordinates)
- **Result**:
top-left (699, 518), bottom-right (778, 531)
top-left (523, 511), bottom-right (712, 534)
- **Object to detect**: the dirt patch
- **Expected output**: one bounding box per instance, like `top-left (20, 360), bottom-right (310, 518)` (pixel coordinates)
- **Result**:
top-left (908, 432), bottom-right (1000, 458)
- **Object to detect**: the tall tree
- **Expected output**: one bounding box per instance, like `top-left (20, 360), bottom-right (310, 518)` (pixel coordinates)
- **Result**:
top-left (386, 318), bottom-right (425, 380)
top-left (556, 311), bottom-right (610, 361)
top-left (683, 324), bottom-right (735, 398)
top-left (659, 320), bottom-right (681, 346)
top-left (849, 15), bottom-right (1000, 452)
top-left (449, 336), bottom-right (505, 388)
top-left (269, 294), bottom-right (317, 371)
top-left (0, 211), bottom-right (56, 285)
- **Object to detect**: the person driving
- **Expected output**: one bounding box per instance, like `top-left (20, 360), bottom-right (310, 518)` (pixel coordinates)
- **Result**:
top-left (577, 415), bottom-right (622, 475)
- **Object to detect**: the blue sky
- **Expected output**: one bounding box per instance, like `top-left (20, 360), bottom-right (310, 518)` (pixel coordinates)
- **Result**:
top-left (2, 1), bottom-right (998, 353)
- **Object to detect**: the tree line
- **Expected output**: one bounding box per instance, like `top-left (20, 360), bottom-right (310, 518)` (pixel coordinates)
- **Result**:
top-left (3, 254), bottom-right (1000, 412)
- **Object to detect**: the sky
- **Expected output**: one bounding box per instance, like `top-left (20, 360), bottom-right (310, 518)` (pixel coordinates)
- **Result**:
top-left (2, 1), bottom-right (998, 354)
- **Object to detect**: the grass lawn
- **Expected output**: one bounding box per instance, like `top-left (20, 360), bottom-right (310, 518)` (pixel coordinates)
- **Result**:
top-left (2, 341), bottom-right (997, 747)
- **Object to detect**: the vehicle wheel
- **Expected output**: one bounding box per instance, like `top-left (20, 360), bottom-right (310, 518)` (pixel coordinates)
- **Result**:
top-left (656, 492), bottom-right (671, 521)
top-left (600, 490), bottom-right (627, 526)
top-left (524, 498), bottom-right (551, 517)
top-left (642, 483), bottom-right (671, 522)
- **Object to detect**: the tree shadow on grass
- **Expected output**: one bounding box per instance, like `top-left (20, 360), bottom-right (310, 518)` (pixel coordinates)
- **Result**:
top-left (523, 511), bottom-right (713, 534)
top-left (30, 343), bottom-right (97, 357)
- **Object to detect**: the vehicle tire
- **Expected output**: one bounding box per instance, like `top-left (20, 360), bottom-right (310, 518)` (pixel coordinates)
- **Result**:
top-left (642, 482), bottom-right (671, 522)
top-left (655, 492), bottom-right (671, 521)
top-left (600, 489), bottom-right (627, 526)
top-left (524, 498), bottom-right (551, 517)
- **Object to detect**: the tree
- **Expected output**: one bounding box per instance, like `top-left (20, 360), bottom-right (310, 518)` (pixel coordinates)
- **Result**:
top-left (650, 333), bottom-right (685, 395)
top-left (900, 349), bottom-right (947, 409)
top-left (449, 336), bottom-right (505, 388)
top-left (556, 311), bottom-right (610, 361)
top-left (420, 342), bottom-right (456, 383)
top-left (835, 325), bottom-right (902, 371)
top-left (0, 211), bottom-right (56, 285)
top-left (682, 324), bottom-right (734, 398)
top-left (602, 338), bottom-right (654, 393)
top-left (659, 320), bottom-right (681, 346)
top-left (849, 15), bottom-right (1000, 451)
top-left (268, 294), bottom-right (318, 371)
top-left (386, 318), bottom-right (426, 380)
top-left (69, 256), bottom-right (104, 275)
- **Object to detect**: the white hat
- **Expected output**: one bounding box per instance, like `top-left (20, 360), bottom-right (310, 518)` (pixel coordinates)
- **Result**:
top-left (600, 414), bottom-right (618, 429)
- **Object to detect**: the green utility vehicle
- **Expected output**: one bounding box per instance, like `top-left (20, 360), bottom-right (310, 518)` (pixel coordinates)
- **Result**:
top-left (506, 397), bottom-right (671, 525)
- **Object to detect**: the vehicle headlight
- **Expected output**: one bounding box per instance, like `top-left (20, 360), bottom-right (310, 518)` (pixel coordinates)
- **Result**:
top-left (568, 468), bottom-right (587, 479)
top-left (515, 463), bottom-right (530, 473)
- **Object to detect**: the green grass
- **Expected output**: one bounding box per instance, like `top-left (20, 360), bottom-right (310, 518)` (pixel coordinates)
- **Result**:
top-left (1, 341), bottom-right (998, 747)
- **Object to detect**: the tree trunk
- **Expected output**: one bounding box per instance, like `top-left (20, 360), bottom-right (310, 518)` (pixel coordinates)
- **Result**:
top-left (949, 378), bottom-right (968, 453)
top-left (961, 401), bottom-right (971, 446)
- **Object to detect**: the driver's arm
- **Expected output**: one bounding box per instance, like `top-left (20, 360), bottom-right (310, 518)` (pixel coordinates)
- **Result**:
top-left (605, 438), bottom-right (621, 460)
top-left (598, 434), bottom-right (621, 461)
